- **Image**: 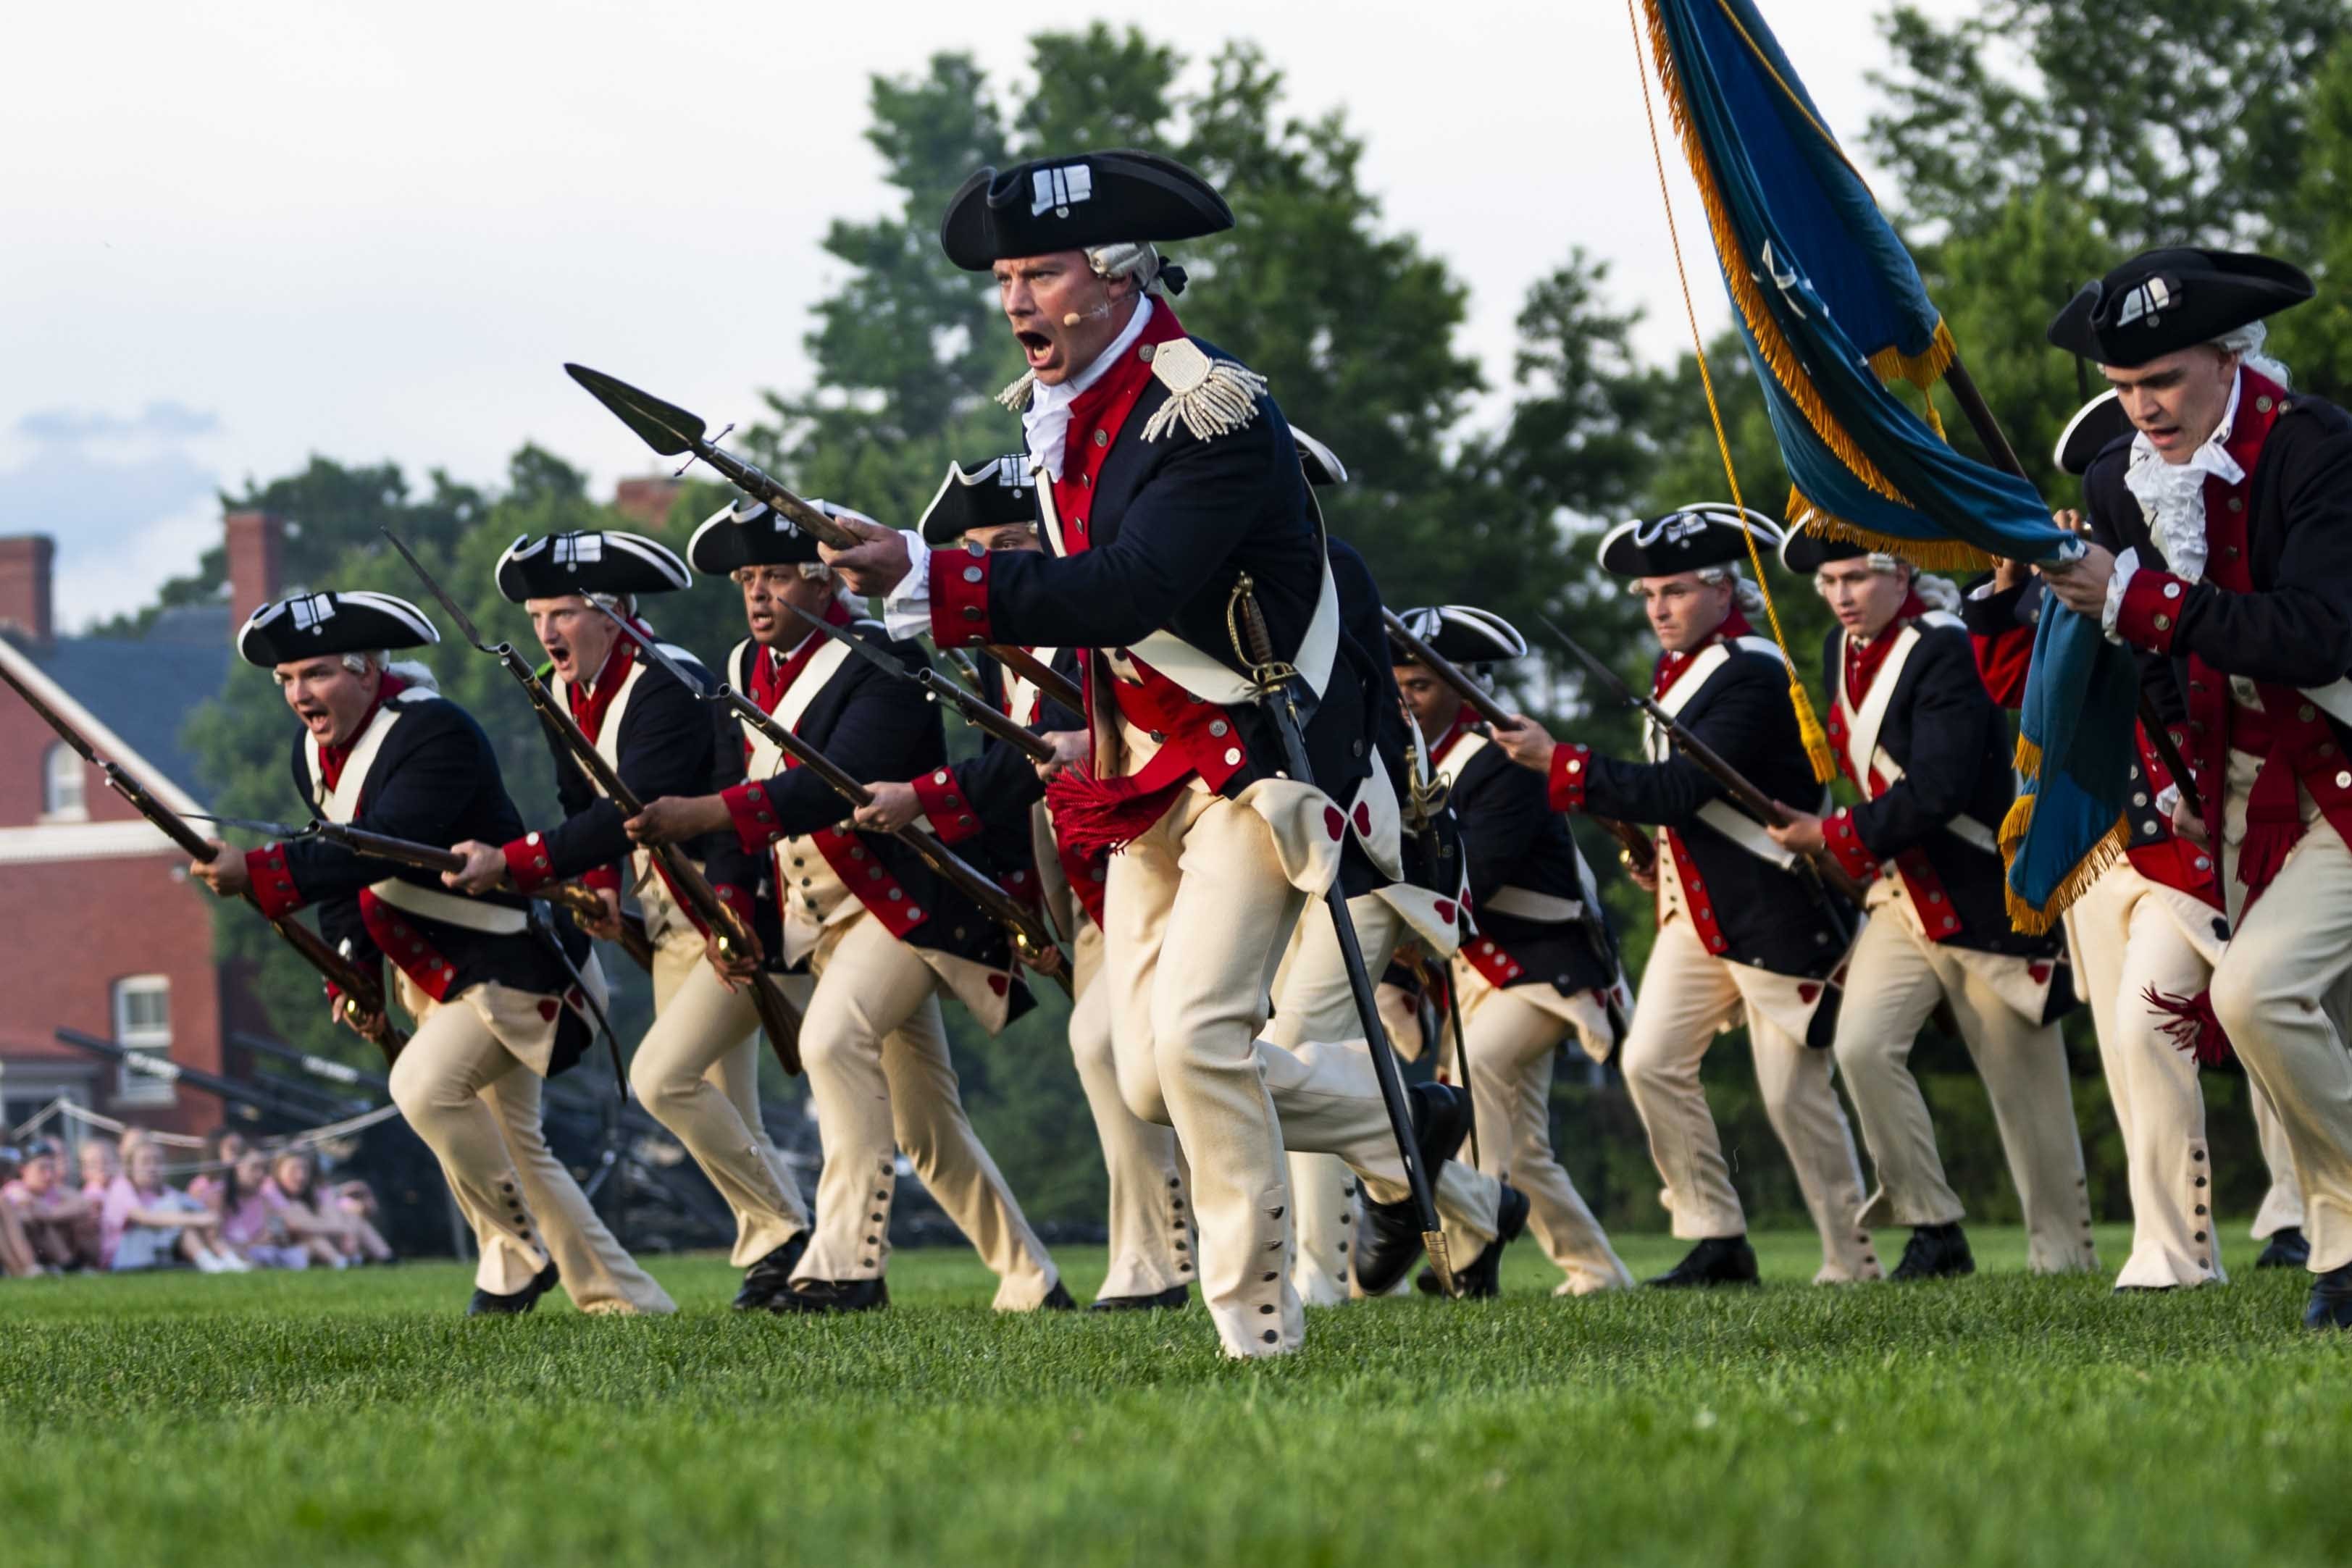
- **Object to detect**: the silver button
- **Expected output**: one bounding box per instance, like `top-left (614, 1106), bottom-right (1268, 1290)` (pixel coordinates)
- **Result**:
top-left (1094, 429), bottom-right (1108, 448)
top-left (2227, 497), bottom-right (2243, 513)
top-left (1223, 747), bottom-right (1242, 766)
top-left (1138, 343), bottom-right (1155, 362)
top-left (963, 566), bottom-right (983, 584)
top-left (2152, 613), bottom-right (2172, 631)
top-left (2161, 582), bottom-right (2181, 600)
top-left (1209, 721), bottom-right (1229, 737)
top-left (2338, 771), bottom-right (2351, 789)
top-left (2258, 395), bottom-right (2275, 413)
top-left (2132, 792), bottom-right (2148, 807)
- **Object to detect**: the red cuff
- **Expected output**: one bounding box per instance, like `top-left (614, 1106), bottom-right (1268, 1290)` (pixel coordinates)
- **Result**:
top-left (2117, 569), bottom-right (2189, 654)
top-left (1547, 744), bottom-right (1591, 815)
top-left (246, 843), bottom-right (306, 918)
top-left (722, 781), bottom-right (784, 852)
top-left (501, 832), bottom-right (559, 894)
top-left (581, 864), bottom-right (623, 897)
top-left (1821, 808), bottom-right (1881, 886)
top-left (912, 766), bottom-right (983, 844)
top-left (929, 545), bottom-right (992, 649)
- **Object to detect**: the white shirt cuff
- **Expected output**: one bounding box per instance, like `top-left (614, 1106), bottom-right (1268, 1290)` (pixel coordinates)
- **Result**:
top-left (880, 531), bottom-right (934, 640)
top-left (2101, 546), bottom-right (2139, 644)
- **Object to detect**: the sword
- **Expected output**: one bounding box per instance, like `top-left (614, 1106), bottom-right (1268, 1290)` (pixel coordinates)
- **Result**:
top-left (598, 610), bottom-right (1073, 995)
top-left (563, 363), bottom-right (1076, 704)
top-left (1229, 574), bottom-right (1453, 1296)
top-left (380, 528), bottom-right (804, 1076)
top-left (785, 605), bottom-right (1057, 764)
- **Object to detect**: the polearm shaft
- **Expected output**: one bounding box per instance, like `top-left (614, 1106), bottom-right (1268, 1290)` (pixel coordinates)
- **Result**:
top-left (0, 663), bottom-right (407, 1061)
top-left (1943, 357), bottom-right (2201, 817)
top-left (787, 605), bottom-right (1057, 763)
top-left (381, 529), bottom-right (803, 1075)
top-left (1381, 608), bottom-right (1657, 877)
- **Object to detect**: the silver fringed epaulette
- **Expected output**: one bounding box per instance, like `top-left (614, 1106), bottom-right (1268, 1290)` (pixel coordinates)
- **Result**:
top-left (1142, 339), bottom-right (1268, 444)
top-left (996, 370), bottom-right (1037, 412)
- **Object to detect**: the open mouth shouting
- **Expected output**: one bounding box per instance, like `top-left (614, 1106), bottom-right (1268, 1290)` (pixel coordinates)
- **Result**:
top-left (1014, 325), bottom-right (1060, 376)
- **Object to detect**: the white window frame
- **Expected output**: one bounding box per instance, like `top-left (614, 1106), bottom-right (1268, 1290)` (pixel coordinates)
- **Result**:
top-left (112, 974), bottom-right (175, 1107)
top-left (41, 741), bottom-right (87, 822)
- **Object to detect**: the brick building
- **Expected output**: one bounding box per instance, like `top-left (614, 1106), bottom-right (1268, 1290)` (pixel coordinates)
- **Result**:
top-left (0, 514), bottom-right (284, 1137)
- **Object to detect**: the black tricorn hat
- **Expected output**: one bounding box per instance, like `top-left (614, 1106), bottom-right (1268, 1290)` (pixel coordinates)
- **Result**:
top-left (919, 456), bottom-right (1038, 545)
top-left (1597, 505), bottom-right (1781, 578)
top-left (1779, 526), bottom-right (1910, 575)
top-left (236, 591), bottom-right (439, 668)
top-left (939, 149), bottom-right (1233, 272)
top-left (686, 498), bottom-right (821, 573)
top-left (495, 530), bottom-right (690, 603)
top-left (2046, 248), bottom-right (2313, 368)
top-left (1392, 605), bottom-right (1528, 668)
top-left (2053, 390), bottom-right (2136, 477)
top-left (1292, 426), bottom-right (1347, 487)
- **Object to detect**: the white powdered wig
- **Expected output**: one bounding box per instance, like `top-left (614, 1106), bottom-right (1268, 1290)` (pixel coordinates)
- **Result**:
top-left (1912, 574), bottom-right (1963, 615)
top-left (339, 651), bottom-right (440, 691)
top-left (1087, 240), bottom-right (1173, 295)
top-left (1694, 563), bottom-right (1765, 615)
top-left (2214, 318), bottom-right (2293, 389)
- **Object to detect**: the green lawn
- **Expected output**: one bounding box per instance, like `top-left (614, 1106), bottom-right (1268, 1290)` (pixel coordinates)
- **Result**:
top-left (5, 1224), bottom-right (2348, 1567)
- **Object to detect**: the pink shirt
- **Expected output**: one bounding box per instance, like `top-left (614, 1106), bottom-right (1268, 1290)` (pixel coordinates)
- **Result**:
top-left (219, 1191), bottom-right (281, 1247)
top-left (99, 1174), bottom-right (177, 1267)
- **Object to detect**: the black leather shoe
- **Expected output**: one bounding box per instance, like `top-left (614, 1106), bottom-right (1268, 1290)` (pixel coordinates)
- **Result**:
top-left (771, 1276), bottom-right (890, 1315)
top-left (1089, 1283), bottom-right (1189, 1312)
top-left (2304, 1262), bottom-right (2352, 1329)
top-left (467, 1259), bottom-right (560, 1317)
top-left (1889, 1222), bottom-right (1975, 1281)
top-left (1645, 1234), bottom-right (1760, 1288)
top-left (2258, 1227), bottom-right (2312, 1270)
top-left (1449, 1183), bottom-right (1532, 1300)
top-left (732, 1233), bottom-right (811, 1311)
top-left (1355, 1081), bottom-right (1473, 1296)
top-left (1040, 1280), bottom-right (1078, 1311)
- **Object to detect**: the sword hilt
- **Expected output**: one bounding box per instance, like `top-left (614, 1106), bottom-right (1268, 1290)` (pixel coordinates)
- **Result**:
top-left (1226, 572), bottom-right (1297, 692)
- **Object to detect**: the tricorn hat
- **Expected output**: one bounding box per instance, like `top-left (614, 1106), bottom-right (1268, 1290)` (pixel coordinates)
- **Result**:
top-left (1597, 505), bottom-right (1781, 578)
top-left (919, 457), bottom-right (1038, 545)
top-left (495, 530), bottom-right (690, 603)
top-left (2046, 248), bottom-right (2313, 368)
top-left (1779, 527), bottom-right (1909, 576)
top-left (2053, 390), bottom-right (2136, 477)
top-left (236, 590), bottom-right (439, 668)
top-left (686, 499), bottom-right (821, 573)
top-left (1392, 605), bottom-right (1528, 668)
top-left (1292, 426), bottom-right (1347, 488)
top-left (939, 150), bottom-right (1233, 272)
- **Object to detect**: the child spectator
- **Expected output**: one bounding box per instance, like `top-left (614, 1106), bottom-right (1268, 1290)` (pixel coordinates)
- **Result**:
top-left (217, 1149), bottom-right (309, 1270)
top-left (3, 1141), bottom-right (103, 1270)
top-left (0, 1148), bottom-right (41, 1278)
top-left (185, 1128), bottom-right (250, 1214)
top-left (101, 1139), bottom-right (248, 1273)
top-left (265, 1149), bottom-right (393, 1267)
top-left (79, 1136), bottom-right (120, 1203)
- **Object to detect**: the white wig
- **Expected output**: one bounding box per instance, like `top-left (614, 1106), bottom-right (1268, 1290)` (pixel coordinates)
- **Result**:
top-left (1693, 562), bottom-right (1765, 615)
top-left (2214, 318), bottom-right (2293, 389)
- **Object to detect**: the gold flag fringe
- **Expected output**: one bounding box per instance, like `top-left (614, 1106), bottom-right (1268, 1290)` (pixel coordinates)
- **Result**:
top-left (1996, 732), bottom-right (2130, 933)
top-left (1865, 320), bottom-right (1959, 391)
top-left (1786, 487), bottom-right (1996, 573)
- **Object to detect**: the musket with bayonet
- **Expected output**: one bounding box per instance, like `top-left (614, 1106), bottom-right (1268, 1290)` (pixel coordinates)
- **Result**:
top-left (1381, 607), bottom-right (1658, 880)
top-left (599, 609), bottom-right (1074, 997)
top-left (787, 605), bottom-right (1058, 765)
top-left (379, 529), bottom-right (804, 1076)
top-left (562, 363), bottom-right (1087, 712)
top-left (1536, 613), bottom-right (1872, 911)
top-left (0, 663), bottom-right (408, 1061)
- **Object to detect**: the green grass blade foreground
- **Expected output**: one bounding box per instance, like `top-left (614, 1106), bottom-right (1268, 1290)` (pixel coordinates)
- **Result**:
top-left (5, 1225), bottom-right (2349, 1567)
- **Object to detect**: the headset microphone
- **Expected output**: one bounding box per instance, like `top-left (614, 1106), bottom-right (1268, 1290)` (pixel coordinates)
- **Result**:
top-left (1060, 301), bottom-right (1115, 327)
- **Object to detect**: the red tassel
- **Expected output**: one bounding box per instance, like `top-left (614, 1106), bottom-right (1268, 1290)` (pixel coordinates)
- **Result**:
top-left (2145, 985), bottom-right (2235, 1066)
top-left (1045, 767), bottom-right (1184, 860)
top-left (2234, 819), bottom-right (2298, 905)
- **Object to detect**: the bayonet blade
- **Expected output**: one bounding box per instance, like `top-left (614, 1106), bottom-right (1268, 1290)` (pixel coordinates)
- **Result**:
top-left (381, 529), bottom-right (494, 651)
top-left (185, 811), bottom-right (319, 841)
top-left (564, 364), bottom-right (706, 458)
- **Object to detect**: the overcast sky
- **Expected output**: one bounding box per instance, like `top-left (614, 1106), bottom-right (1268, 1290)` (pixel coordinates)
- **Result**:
top-left (1, 0), bottom-right (1969, 628)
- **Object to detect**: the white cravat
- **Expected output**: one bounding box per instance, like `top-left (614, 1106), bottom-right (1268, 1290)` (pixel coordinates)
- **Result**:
top-left (2105, 372), bottom-right (2244, 638)
top-left (883, 298), bottom-right (1156, 638)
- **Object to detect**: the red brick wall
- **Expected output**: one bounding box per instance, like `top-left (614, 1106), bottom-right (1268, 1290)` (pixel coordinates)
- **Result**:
top-left (0, 684), bottom-right (146, 831)
top-left (0, 535), bottom-right (54, 645)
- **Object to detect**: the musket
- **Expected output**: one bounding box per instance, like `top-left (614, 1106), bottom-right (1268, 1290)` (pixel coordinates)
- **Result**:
top-left (563, 363), bottom-right (1072, 700)
top-left (380, 529), bottom-right (803, 1076)
top-left (1537, 614), bottom-right (1872, 910)
top-left (787, 604), bottom-right (1057, 764)
top-left (1232, 576), bottom-right (1453, 1295)
top-left (601, 610), bottom-right (1073, 996)
top-left (1381, 608), bottom-right (1657, 878)
top-left (0, 664), bottom-right (408, 1061)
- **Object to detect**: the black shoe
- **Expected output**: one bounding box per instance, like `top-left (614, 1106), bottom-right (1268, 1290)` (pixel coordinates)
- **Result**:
top-left (2258, 1227), bottom-right (2312, 1270)
top-left (1040, 1281), bottom-right (1078, 1311)
top-left (1889, 1223), bottom-right (1975, 1282)
top-left (1089, 1283), bottom-right (1189, 1312)
top-left (467, 1259), bottom-right (560, 1317)
top-left (2303, 1262), bottom-right (2352, 1329)
top-left (731, 1233), bottom-right (811, 1311)
top-left (1355, 1081), bottom-right (1473, 1296)
top-left (770, 1276), bottom-right (890, 1315)
top-left (1449, 1183), bottom-right (1532, 1300)
top-left (1645, 1235), bottom-right (1760, 1288)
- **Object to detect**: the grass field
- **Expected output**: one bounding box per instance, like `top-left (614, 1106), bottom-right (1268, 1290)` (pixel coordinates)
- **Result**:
top-left (7, 1223), bottom-right (2350, 1567)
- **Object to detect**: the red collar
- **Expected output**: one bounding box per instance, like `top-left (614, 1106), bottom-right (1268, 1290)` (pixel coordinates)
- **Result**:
top-left (1063, 306), bottom-right (1189, 432)
top-left (2222, 367), bottom-right (2289, 474)
top-left (1052, 308), bottom-right (1192, 555)
top-left (565, 632), bottom-right (639, 745)
top-left (1428, 708), bottom-right (1478, 766)
top-left (750, 599), bottom-right (853, 714)
top-left (1652, 608), bottom-right (1754, 699)
top-left (1843, 594), bottom-right (1925, 705)
top-left (317, 671), bottom-right (409, 795)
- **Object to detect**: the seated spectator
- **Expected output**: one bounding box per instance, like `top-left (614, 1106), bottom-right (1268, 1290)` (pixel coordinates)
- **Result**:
top-left (0, 1148), bottom-right (41, 1278)
top-left (265, 1149), bottom-right (393, 1267)
top-left (79, 1136), bottom-right (120, 1203)
top-left (101, 1139), bottom-right (248, 1273)
top-left (185, 1127), bottom-right (249, 1214)
top-left (2, 1141), bottom-right (103, 1271)
top-left (217, 1149), bottom-right (309, 1270)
